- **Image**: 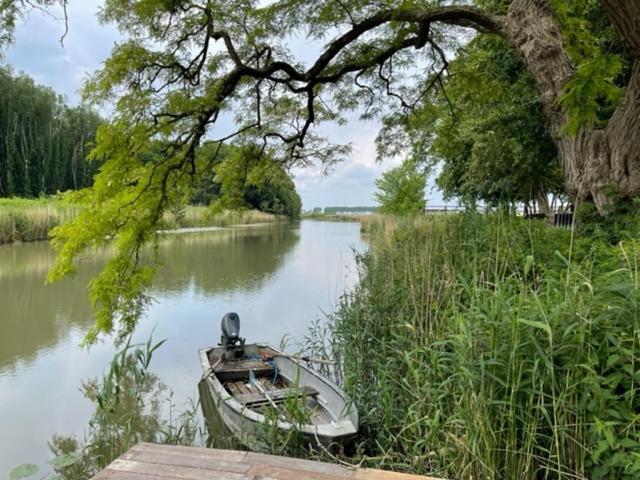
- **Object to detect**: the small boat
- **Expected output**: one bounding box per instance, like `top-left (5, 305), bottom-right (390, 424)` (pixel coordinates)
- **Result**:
top-left (198, 313), bottom-right (358, 449)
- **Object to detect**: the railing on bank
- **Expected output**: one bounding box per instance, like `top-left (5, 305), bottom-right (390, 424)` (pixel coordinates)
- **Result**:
top-left (423, 205), bottom-right (575, 229)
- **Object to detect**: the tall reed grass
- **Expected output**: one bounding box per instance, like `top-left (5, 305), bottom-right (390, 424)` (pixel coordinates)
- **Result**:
top-left (308, 213), bottom-right (640, 479)
top-left (163, 206), bottom-right (280, 229)
top-left (0, 198), bottom-right (81, 244)
top-left (0, 199), bottom-right (281, 245)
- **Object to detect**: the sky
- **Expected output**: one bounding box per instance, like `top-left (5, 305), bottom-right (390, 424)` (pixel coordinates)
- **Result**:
top-left (4, 1), bottom-right (447, 210)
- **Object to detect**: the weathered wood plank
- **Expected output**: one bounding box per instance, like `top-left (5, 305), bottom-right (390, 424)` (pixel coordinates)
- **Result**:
top-left (248, 464), bottom-right (351, 480)
top-left (93, 468), bottom-right (179, 480)
top-left (236, 385), bottom-right (319, 406)
top-left (244, 452), bottom-right (353, 478)
top-left (356, 469), bottom-right (441, 480)
top-left (120, 450), bottom-right (251, 473)
top-left (108, 459), bottom-right (247, 480)
top-left (215, 359), bottom-right (273, 380)
top-left (91, 443), bottom-right (443, 480)
top-left (130, 443), bottom-right (248, 462)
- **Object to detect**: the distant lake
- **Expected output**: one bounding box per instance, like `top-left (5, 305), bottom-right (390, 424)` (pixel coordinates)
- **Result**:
top-left (0, 220), bottom-right (365, 474)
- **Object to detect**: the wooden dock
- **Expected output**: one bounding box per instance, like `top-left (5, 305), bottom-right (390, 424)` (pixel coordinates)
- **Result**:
top-left (92, 443), bottom-right (440, 480)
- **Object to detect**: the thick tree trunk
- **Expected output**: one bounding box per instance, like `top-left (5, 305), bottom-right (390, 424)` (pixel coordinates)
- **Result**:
top-left (505, 0), bottom-right (640, 214)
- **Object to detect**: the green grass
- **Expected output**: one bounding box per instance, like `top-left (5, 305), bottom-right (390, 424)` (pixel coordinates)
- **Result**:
top-left (306, 212), bottom-right (640, 479)
top-left (163, 206), bottom-right (281, 229)
top-left (0, 199), bottom-right (282, 245)
top-left (0, 197), bottom-right (82, 244)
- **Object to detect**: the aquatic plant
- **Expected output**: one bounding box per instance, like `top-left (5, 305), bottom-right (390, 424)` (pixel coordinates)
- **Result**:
top-left (10, 335), bottom-right (208, 480)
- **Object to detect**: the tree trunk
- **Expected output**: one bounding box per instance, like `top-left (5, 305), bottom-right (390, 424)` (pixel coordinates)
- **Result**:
top-left (536, 186), bottom-right (553, 223)
top-left (505, 0), bottom-right (640, 214)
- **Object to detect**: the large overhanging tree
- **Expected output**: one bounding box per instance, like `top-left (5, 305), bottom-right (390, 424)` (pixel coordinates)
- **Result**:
top-left (37, 0), bottom-right (639, 340)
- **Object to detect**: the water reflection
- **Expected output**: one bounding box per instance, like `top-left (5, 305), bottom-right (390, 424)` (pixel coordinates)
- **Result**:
top-left (0, 224), bottom-right (298, 373)
top-left (0, 220), bottom-right (364, 474)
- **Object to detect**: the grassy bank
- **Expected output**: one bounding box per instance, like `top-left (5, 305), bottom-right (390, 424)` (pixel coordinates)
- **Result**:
top-left (0, 199), bottom-right (281, 245)
top-left (302, 212), bottom-right (368, 222)
top-left (164, 206), bottom-right (280, 229)
top-left (0, 198), bottom-right (81, 244)
top-left (309, 213), bottom-right (640, 479)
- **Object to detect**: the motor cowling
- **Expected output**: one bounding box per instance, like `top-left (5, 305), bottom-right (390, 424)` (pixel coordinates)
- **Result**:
top-left (220, 312), bottom-right (245, 359)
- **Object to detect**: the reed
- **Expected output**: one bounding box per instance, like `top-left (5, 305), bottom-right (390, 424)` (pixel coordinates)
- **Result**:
top-left (45, 335), bottom-right (206, 480)
top-left (308, 212), bottom-right (640, 479)
top-left (164, 206), bottom-right (281, 229)
top-left (0, 199), bottom-right (281, 245)
top-left (0, 197), bottom-right (81, 244)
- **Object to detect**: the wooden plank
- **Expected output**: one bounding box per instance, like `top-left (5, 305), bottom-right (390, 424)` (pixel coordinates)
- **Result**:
top-left (236, 385), bottom-right (319, 406)
top-left (259, 378), bottom-right (277, 391)
top-left (226, 382), bottom-right (242, 396)
top-left (130, 443), bottom-right (248, 462)
top-left (91, 444), bottom-right (443, 480)
top-left (244, 452), bottom-right (353, 478)
top-left (215, 359), bottom-right (273, 375)
top-left (93, 468), bottom-right (180, 480)
top-left (120, 450), bottom-right (251, 474)
top-left (108, 459), bottom-right (247, 480)
top-left (356, 469), bottom-right (441, 480)
top-left (248, 464), bottom-right (351, 480)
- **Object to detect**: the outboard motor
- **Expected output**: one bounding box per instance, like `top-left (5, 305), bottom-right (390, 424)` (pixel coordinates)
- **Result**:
top-left (220, 312), bottom-right (245, 360)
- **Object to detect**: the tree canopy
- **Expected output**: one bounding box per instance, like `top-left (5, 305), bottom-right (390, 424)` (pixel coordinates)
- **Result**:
top-left (36, 0), bottom-right (640, 341)
top-left (374, 160), bottom-right (426, 215)
top-left (0, 67), bottom-right (102, 197)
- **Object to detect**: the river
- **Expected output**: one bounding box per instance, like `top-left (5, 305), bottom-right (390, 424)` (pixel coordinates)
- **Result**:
top-left (0, 220), bottom-right (365, 474)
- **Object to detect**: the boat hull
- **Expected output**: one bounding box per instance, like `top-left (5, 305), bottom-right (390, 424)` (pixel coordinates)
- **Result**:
top-left (198, 343), bottom-right (358, 449)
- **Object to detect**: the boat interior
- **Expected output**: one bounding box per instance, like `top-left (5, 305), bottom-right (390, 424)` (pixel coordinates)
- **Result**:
top-left (211, 349), bottom-right (336, 426)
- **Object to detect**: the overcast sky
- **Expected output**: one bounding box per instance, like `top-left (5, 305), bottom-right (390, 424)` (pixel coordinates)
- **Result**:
top-left (5, 1), bottom-right (446, 209)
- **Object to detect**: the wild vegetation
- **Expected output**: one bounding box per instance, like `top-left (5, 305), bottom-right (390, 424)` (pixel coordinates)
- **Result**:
top-left (0, 198), bottom-right (280, 245)
top-left (7, 336), bottom-right (205, 480)
top-left (0, 197), bottom-right (81, 244)
top-left (0, 67), bottom-right (102, 198)
top-left (306, 213), bottom-right (640, 479)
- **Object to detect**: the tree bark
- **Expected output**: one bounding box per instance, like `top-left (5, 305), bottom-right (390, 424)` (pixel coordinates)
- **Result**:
top-left (505, 0), bottom-right (640, 214)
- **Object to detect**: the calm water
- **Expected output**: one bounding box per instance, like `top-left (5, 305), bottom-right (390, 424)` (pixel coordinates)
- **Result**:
top-left (0, 221), bottom-right (365, 473)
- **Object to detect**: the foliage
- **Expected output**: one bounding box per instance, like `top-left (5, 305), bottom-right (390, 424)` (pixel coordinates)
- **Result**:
top-left (379, 35), bottom-right (563, 208)
top-left (0, 197), bottom-right (82, 244)
top-left (45, 0), bottom-right (639, 342)
top-left (45, 335), bottom-right (205, 480)
top-left (550, 0), bottom-right (630, 133)
top-left (374, 160), bottom-right (426, 215)
top-left (307, 213), bottom-right (640, 479)
top-left (0, 67), bottom-right (102, 197)
top-left (212, 145), bottom-right (301, 219)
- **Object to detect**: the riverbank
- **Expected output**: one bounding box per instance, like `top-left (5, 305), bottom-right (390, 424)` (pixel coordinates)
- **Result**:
top-left (309, 213), bottom-right (640, 479)
top-left (302, 212), bottom-right (368, 222)
top-left (0, 198), bottom-right (81, 244)
top-left (0, 198), bottom-right (281, 244)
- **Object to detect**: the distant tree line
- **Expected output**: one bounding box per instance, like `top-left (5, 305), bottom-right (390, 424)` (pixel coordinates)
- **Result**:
top-left (0, 67), bottom-right (102, 197)
top-left (323, 206), bottom-right (378, 214)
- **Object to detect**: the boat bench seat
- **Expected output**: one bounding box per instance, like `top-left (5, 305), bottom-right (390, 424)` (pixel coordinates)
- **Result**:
top-left (237, 385), bottom-right (319, 407)
top-left (215, 359), bottom-right (273, 381)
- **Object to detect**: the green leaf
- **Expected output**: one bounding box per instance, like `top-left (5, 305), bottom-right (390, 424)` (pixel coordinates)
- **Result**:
top-left (517, 318), bottom-right (552, 337)
top-left (9, 464), bottom-right (39, 480)
top-left (50, 453), bottom-right (81, 469)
